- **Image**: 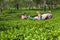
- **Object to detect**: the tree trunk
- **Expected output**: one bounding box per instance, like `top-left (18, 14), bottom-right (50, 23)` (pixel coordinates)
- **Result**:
top-left (48, 0), bottom-right (51, 10)
top-left (16, 3), bottom-right (19, 10)
top-left (43, 0), bottom-right (46, 12)
top-left (48, 5), bottom-right (51, 10)
top-left (15, 0), bottom-right (19, 10)
top-left (0, 2), bottom-right (3, 13)
top-left (0, 8), bottom-right (2, 13)
top-left (54, 0), bottom-right (58, 9)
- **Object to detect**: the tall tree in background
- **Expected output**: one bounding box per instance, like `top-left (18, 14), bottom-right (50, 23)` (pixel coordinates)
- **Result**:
top-left (0, 0), bottom-right (59, 11)
top-left (36, 0), bottom-right (40, 8)
top-left (15, 0), bottom-right (19, 10)
top-left (46, 0), bottom-right (51, 10)
top-left (43, 0), bottom-right (46, 12)
top-left (54, 0), bottom-right (58, 9)
top-left (33, 0), bottom-right (41, 8)
top-left (6, 0), bottom-right (10, 10)
top-left (27, 0), bottom-right (33, 9)
top-left (0, 0), bottom-right (3, 13)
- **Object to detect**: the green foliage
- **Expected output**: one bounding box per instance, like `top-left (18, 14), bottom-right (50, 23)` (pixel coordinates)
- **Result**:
top-left (0, 9), bottom-right (60, 40)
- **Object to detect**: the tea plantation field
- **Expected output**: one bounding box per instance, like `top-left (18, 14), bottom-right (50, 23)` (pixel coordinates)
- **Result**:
top-left (0, 9), bottom-right (60, 40)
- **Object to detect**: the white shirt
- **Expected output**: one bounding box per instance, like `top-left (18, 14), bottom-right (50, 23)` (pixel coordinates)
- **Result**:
top-left (42, 14), bottom-right (48, 20)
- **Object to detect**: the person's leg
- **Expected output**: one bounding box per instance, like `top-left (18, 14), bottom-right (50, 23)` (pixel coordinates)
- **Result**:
top-left (29, 16), bottom-right (36, 20)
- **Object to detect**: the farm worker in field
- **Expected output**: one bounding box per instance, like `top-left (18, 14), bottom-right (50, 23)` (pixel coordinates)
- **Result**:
top-left (41, 10), bottom-right (52, 20)
top-left (29, 11), bottom-right (42, 20)
top-left (41, 14), bottom-right (48, 20)
top-left (36, 11), bottom-right (42, 20)
top-left (29, 11), bottom-right (52, 20)
top-left (21, 12), bottom-right (27, 19)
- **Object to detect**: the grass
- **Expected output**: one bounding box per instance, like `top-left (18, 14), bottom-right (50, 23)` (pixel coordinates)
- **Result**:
top-left (0, 8), bottom-right (60, 40)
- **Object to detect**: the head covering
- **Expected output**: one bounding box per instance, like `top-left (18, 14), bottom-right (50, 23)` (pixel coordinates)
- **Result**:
top-left (48, 10), bottom-right (51, 13)
top-left (36, 11), bottom-right (41, 16)
top-left (22, 12), bottom-right (26, 15)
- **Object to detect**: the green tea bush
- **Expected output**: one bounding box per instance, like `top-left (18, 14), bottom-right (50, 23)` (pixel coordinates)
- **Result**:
top-left (0, 9), bottom-right (60, 40)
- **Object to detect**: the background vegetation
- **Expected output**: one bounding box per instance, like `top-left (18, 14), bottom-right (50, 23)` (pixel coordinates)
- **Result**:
top-left (0, 0), bottom-right (60, 40)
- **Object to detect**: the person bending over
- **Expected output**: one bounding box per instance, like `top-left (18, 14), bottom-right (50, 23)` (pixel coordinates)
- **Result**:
top-left (42, 10), bottom-right (52, 20)
top-left (29, 11), bottom-right (52, 20)
top-left (21, 12), bottom-right (27, 19)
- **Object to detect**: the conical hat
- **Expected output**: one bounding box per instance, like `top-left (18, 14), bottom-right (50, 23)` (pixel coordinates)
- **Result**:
top-left (48, 10), bottom-right (51, 13)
